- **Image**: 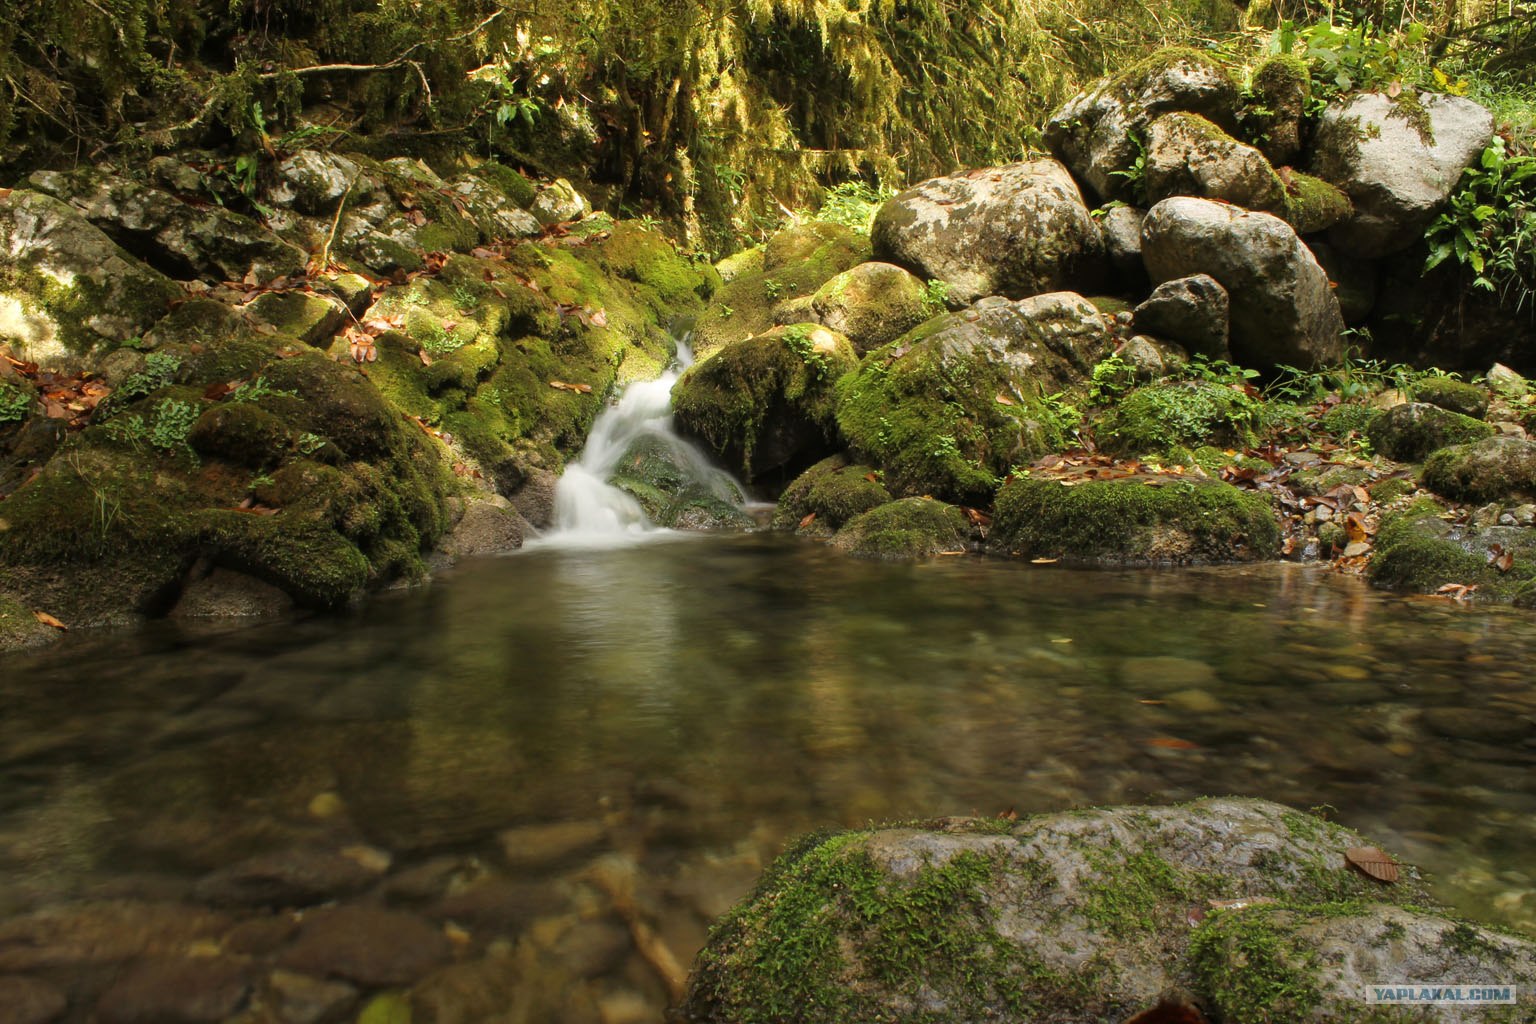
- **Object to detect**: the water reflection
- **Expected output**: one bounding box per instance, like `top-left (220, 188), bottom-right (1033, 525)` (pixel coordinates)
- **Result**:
top-left (0, 535), bottom-right (1533, 1018)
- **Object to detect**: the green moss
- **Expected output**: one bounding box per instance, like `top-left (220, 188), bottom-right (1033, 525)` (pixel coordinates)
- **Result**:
top-left (1252, 54), bottom-right (1309, 98)
top-left (1107, 47), bottom-right (1238, 104)
top-left (1088, 296), bottom-right (1134, 316)
top-left (1421, 437), bottom-right (1536, 503)
top-left (990, 477), bottom-right (1279, 564)
top-left (673, 324), bottom-right (857, 480)
top-left (197, 511), bottom-right (369, 608)
top-left (1366, 403), bottom-right (1496, 462)
top-left (472, 161), bottom-right (538, 209)
top-left (1081, 850), bottom-right (1222, 938)
top-left (596, 221), bottom-right (718, 311)
top-left (1387, 89), bottom-right (1435, 146)
top-left (1368, 503), bottom-right (1536, 603)
top-left (1098, 381), bottom-right (1262, 455)
top-left (1411, 377), bottom-right (1488, 419)
top-left (1367, 476), bottom-right (1415, 504)
top-left (1283, 172), bottom-right (1353, 235)
top-left (0, 592), bottom-right (52, 650)
top-left (773, 455), bottom-right (892, 532)
top-left (1187, 445), bottom-right (1272, 475)
top-left (1189, 905), bottom-right (1324, 1022)
top-left (682, 831), bottom-right (1069, 1024)
top-left (187, 403), bottom-right (294, 468)
top-left (830, 497), bottom-right (971, 559)
top-left (1288, 463), bottom-right (1370, 498)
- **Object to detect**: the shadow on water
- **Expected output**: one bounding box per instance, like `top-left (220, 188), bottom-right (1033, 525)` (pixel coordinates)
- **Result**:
top-left (1, 533), bottom-right (1534, 1016)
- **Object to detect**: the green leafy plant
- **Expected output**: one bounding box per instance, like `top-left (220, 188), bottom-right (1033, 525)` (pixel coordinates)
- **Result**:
top-left (815, 181), bottom-right (893, 234)
top-left (764, 279), bottom-right (785, 301)
top-left (0, 381), bottom-right (33, 423)
top-left (1425, 136), bottom-right (1536, 313)
top-left (1109, 132), bottom-right (1150, 204)
top-left (921, 279), bottom-right (952, 318)
top-left (113, 352), bottom-right (183, 406)
top-left (228, 375), bottom-right (296, 403)
top-left (1088, 353), bottom-right (1137, 405)
top-left (297, 431), bottom-right (327, 455)
top-left (105, 397), bottom-right (200, 455)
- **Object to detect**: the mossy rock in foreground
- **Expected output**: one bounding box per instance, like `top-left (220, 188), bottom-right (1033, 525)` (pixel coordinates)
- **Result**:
top-left (680, 797), bottom-right (1536, 1024)
top-left (1096, 379), bottom-right (1261, 456)
top-left (1412, 376), bottom-right (1490, 419)
top-left (828, 497), bottom-right (970, 559)
top-left (1369, 503), bottom-right (1536, 607)
top-left (989, 477), bottom-right (1279, 564)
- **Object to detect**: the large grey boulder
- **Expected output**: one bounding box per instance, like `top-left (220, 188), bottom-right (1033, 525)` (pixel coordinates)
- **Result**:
top-left (0, 190), bottom-right (180, 367)
top-left (270, 150), bottom-right (380, 214)
top-left (1132, 273), bottom-right (1230, 359)
top-left (29, 170), bottom-right (307, 282)
top-left (870, 160), bottom-right (1107, 305)
top-left (835, 292), bottom-right (1112, 503)
top-left (1045, 48), bottom-right (1242, 202)
top-left (681, 798), bottom-right (1536, 1023)
top-left (810, 261), bottom-right (931, 353)
top-left (1310, 91), bottom-right (1494, 256)
top-left (1144, 112), bottom-right (1287, 213)
top-left (1141, 196), bottom-right (1344, 369)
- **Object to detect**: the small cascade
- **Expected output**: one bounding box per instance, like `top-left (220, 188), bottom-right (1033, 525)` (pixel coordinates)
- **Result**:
top-left (539, 342), bottom-right (741, 546)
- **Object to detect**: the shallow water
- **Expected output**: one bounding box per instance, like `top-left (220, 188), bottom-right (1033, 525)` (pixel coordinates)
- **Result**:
top-left (2, 535), bottom-right (1535, 1018)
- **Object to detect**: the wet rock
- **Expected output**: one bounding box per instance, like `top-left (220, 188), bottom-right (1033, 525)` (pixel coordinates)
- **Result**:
top-left (409, 956), bottom-right (523, 1023)
top-left (548, 920), bottom-right (631, 979)
top-left (1141, 196), bottom-right (1344, 370)
top-left (673, 325), bottom-right (857, 481)
top-left (679, 798), bottom-right (1469, 1024)
top-left (0, 975), bottom-right (66, 1024)
top-left (498, 820), bottom-right (607, 873)
top-left (434, 875), bottom-right (569, 932)
top-left (1370, 507), bottom-right (1536, 606)
top-left (0, 190), bottom-right (180, 367)
top-left (278, 906), bottom-right (451, 987)
top-left (29, 170), bottom-right (307, 282)
top-left (1422, 436), bottom-right (1536, 503)
top-left (1131, 274), bottom-right (1229, 359)
top-left (1144, 112), bottom-right (1286, 213)
top-left (1045, 48), bottom-right (1242, 203)
top-left (608, 434), bottom-right (750, 532)
top-left (96, 955), bottom-right (252, 1024)
top-left (1310, 91), bottom-right (1494, 257)
top-left (0, 901), bottom-right (233, 971)
top-left (990, 477), bottom-right (1278, 564)
top-left (835, 291), bottom-right (1113, 504)
top-left (262, 969), bottom-right (357, 1024)
top-left (871, 159), bottom-right (1106, 304)
top-left (829, 498), bottom-right (972, 560)
top-left (809, 262), bottom-right (932, 354)
top-left (1366, 402), bottom-right (1496, 462)
top-left (222, 915), bottom-right (300, 956)
top-left (170, 567), bottom-right (295, 619)
top-left (193, 845), bottom-right (390, 908)
top-left (1121, 656), bottom-right (1220, 691)
top-left (437, 495), bottom-right (525, 558)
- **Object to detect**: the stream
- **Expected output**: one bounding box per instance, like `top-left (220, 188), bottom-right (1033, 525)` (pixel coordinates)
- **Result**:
top-left (1, 366), bottom-right (1534, 1021)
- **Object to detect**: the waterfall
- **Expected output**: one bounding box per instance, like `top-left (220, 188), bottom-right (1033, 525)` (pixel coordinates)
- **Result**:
top-left (538, 342), bottom-right (740, 547)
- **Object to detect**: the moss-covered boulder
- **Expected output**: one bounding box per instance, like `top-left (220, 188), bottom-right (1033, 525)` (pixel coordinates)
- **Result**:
top-left (243, 290), bottom-right (348, 347)
top-left (0, 190), bottom-right (180, 367)
top-left (836, 292), bottom-right (1112, 505)
top-left (694, 224), bottom-right (869, 358)
top-left (772, 455), bottom-right (891, 535)
top-left (990, 476), bottom-right (1278, 564)
top-left (1413, 376), bottom-right (1489, 419)
top-left (1045, 47), bottom-right (1242, 203)
top-left (829, 497), bottom-right (971, 559)
top-left (680, 798), bottom-right (1536, 1024)
top-left (1366, 402), bottom-right (1496, 462)
top-left (1246, 54), bottom-right (1310, 165)
top-left (1369, 502), bottom-right (1536, 606)
top-left (187, 403), bottom-right (295, 469)
top-left (673, 325), bottom-right (857, 482)
top-left (1281, 172), bottom-right (1353, 235)
top-left (1422, 437), bottom-right (1536, 503)
top-left (1144, 112), bottom-right (1287, 213)
top-left (810, 262), bottom-right (931, 354)
top-left (1097, 380), bottom-right (1261, 455)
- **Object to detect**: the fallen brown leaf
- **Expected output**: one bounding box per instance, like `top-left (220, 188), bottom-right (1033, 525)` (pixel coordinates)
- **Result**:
top-left (1345, 846), bottom-right (1399, 884)
top-left (32, 610), bottom-right (67, 631)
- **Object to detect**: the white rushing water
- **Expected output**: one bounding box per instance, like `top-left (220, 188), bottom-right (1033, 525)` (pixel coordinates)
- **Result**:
top-left (538, 342), bottom-right (740, 548)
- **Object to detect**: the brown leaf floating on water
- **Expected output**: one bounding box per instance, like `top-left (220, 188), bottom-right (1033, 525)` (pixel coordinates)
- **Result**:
top-left (1345, 846), bottom-right (1400, 884)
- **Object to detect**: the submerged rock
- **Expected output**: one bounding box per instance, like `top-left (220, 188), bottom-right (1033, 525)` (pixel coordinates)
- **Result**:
top-left (989, 477), bottom-right (1278, 564)
top-left (871, 159), bottom-right (1106, 304)
top-left (1141, 196), bottom-right (1344, 370)
top-left (1310, 91), bottom-right (1494, 256)
top-left (681, 798), bottom-right (1536, 1023)
top-left (835, 292), bottom-right (1112, 505)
